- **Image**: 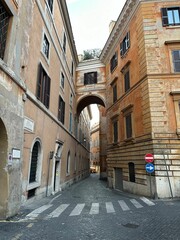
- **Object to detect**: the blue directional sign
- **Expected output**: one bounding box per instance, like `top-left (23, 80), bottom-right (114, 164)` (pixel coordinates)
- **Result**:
top-left (145, 163), bottom-right (155, 173)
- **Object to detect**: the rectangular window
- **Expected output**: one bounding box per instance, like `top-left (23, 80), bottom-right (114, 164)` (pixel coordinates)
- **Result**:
top-left (37, 63), bottom-right (51, 108)
top-left (113, 84), bottom-right (117, 103)
top-left (113, 121), bottom-right (118, 143)
top-left (84, 72), bottom-right (97, 85)
top-left (42, 34), bottom-right (49, 59)
top-left (110, 52), bottom-right (118, 72)
top-left (172, 50), bottom-right (180, 72)
top-left (124, 70), bottom-right (130, 92)
top-left (161, 7), bottom-right (180, 26)
top-left (47, 0), bottom-right (53, 13)
top-left (58, 96), bottom-right (65, 124)
top-left (125, 113), bottom-right (132, 139)
top-left (0, 1), bottom-right (10, 60)
top-left (120, 32), bottom-right (130, 57)
top-left (60, 72), bottom-right (65, 89)
top-left (63, 33), bottom-right (66, 53)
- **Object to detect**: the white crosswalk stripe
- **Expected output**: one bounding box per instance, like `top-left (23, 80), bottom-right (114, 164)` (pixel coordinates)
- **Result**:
top-left (118, 200), bottom-right (130, 211)
top-left (140, 197), bottom-right (155, 206)
top-left (69, 203), bottom-right (85, 216)
top-left (106, 202), bottom-right (115, 213)
top-left (46, 204), bottom-right (69, 219)
top-left (25, 204), bottom-right (52, 220)
top-left (89, 203), bottom-right (99, 215)
top-left (19, 197), bottom-right (155, 221)
top-left (130, 199), bottom-right (143, 208)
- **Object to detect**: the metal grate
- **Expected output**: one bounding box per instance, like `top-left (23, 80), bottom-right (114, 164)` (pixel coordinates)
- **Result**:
top-left (0, 1), bottom-right (10, 59)
top-left (29, 142), bottom-right (39, 183)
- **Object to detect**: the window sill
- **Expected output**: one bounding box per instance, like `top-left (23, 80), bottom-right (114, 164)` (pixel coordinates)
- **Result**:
top-left (27, 182), bottom-right (40, 191)
top-left (124, 137), bottom-right (135, 143)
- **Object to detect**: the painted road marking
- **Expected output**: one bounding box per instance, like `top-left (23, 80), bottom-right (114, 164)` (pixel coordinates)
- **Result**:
top-left (106, 202), bottom-right (115, 213)
top-left (140, 197), bottom-right (155, 206)
top-left (47, 204), bottom-right (70, 218)
top-left (25, 204), bottom-right (52, 219)
top-left (89, 203), bottom-right (99, 215)
top-left (118, 200), bottom-right (130, 211)
top-left (69, 203), bottom-right (85, 216)
top-left (130, 199), bottom-right (143, 208)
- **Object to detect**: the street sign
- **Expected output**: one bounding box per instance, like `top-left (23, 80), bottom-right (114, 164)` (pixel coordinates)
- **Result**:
top-left (145, 163), bottom-right (155, 173)
top-left (145, 153), bottom-right (154, 163)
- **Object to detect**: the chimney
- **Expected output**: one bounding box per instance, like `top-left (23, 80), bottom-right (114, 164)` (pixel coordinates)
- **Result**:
top-left (109, 20), bottom-right (116, 33)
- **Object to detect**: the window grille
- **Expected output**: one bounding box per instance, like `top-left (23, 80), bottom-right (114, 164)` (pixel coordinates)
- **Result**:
top-left (84, 72), bottom-right (97, 85)
top-left (29, 142), bottom-right (39, 183)
top-left (0, 1), bottom-right (10, 59)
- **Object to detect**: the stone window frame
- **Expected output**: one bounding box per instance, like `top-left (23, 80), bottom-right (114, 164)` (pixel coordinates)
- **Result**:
top-left (170, 91), bottom-right (180, 136)
top-left (121, 104), bottom-right (134, 141)
top-left (164, 40), bottom-right (180, 73)
top-left (111, 114), bottom-right (119, 144)
top-left (27, 138), bottom-right (43, 191)
top-left (66, 151), bottom-right (71, 176)
top-left (42, 33), bottom-right (50, 60)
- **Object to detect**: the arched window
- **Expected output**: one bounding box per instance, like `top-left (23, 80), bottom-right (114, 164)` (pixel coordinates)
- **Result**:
top-left (66, 151), bottom-right (70, 175)
top-left (128, 162), bottom-right (135, 182)
top-left (29, 141), bottom-right (41, 183)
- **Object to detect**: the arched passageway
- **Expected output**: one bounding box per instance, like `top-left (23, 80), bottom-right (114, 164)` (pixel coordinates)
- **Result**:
top-left (76, 95), bottom-right (105, 117)
top-left (0, 118), bottom-right (8, 219)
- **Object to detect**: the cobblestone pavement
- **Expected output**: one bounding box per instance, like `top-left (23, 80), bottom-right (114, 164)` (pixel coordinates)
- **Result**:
top-left (0, 174), bottom-right (180, 240)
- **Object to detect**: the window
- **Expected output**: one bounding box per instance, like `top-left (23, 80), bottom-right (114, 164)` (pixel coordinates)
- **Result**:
top-left (58, 96), bottom-right (65, 124)
top-left (128, 162), bottom-right (135, 182)
top-left (66, 151), bottom-right (70, 174)
top-left (63, 32), bottom-right (66, 53)
top-left (125, 113), bottom-right (132, 139)
top-left (70, 92), bottom-right (73, 106)
top-left (37, 63), bottom-right (51, 108)
top-left (71, 61), bottom-right (74, 76)
top-left (47, 0), bottom-right (53, 13)
top-left (110, 52), bottom-right (118, 72)
top-left (0, 1), bottom-right (10, 60)
top-left (172, 50), bottom-right (180, 72)
top-left (69, 112), bottom-right (73, 133)
top-left (124, 70), bottom-right (130, 92)
top-left (120, 32), bottom-right (130, 57)
top-left (84, 72), bottom-right (97, 85)
top-left (29, 141), bottom-right (40, 183)
top-left (42, 34), bottom-right (50, 59)
top-left (113, 120), bottom-right (118, 143)
top-left (113, 84), bottom-right (117, 103)
top-left (161, 7), bottom-right (180, 26)
top-left (60, 72), bottom-right (65, 89)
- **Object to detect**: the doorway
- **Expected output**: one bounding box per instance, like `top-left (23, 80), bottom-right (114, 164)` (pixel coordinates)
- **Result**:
top-left (114, 168), bottom-right (123, 191)
top-left (53, 143), bottom-right (63, 193)
top-left (0, 118), bottom-right (8, 219)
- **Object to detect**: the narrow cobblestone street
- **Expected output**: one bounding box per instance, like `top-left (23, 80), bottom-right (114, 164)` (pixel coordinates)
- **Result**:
top-left (0, 174), bottom-right (180, 240)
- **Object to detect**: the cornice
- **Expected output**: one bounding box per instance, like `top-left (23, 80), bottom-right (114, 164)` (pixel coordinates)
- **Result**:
top-left (76, 59), bottom-right (105, 71)
top-left (100, 0), bottom-right (139, 63)
top-left (58, 0), bottom-right (79, 65)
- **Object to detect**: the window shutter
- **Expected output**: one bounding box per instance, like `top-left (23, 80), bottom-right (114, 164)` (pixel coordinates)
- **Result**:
top-left (62, 101), bottom-right (65, 124)
top-left (127, 32), bottom-right (130, 49)
top-left (172, 50), bottom-right (180, 72)
top-left (120, 42), bottom-right (123, 56)
top-left (161, 8), bottom-right (168, 26)
top-left (37, 63), bottom-right (43, 100)
top-left (45, 76), bottom-right (51, 108)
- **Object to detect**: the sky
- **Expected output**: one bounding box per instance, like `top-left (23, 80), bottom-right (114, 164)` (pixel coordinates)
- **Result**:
top-left (66, 0), bottom-right (127, 125)
top-left (66, 0), bottom-right (127, 54)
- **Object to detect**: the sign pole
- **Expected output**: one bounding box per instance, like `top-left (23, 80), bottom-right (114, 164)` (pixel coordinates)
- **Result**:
top-left (149, 173), bottom-right (152, 198)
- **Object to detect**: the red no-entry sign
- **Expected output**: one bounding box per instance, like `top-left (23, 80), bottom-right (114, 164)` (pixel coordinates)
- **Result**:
top-left (145, 153), bottom-right (154, 163)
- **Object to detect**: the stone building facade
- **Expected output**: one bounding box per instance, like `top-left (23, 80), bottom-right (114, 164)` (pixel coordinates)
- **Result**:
top-left (90, 123), bottom-right (100, 173)
top-left (0, 0), bottom-right (91, 219)
top-left (100, 0), bottom-right (180, 198)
